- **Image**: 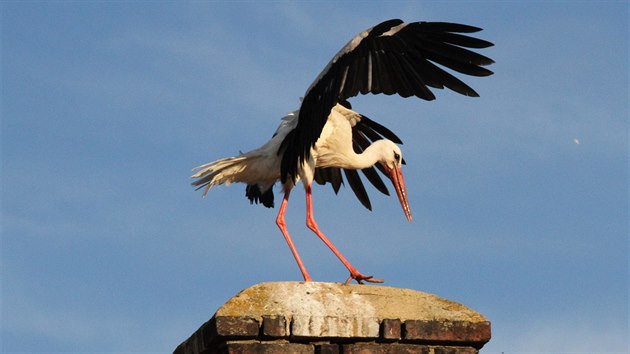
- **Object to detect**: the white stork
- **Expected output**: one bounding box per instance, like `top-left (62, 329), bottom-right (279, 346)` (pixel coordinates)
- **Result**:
top-left (192, 19), bottom-right (494, 284)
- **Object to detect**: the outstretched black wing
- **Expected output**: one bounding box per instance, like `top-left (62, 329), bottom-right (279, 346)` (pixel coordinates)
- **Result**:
top-left (313, 112), bottom-right (405, 211)
top-left (280, 19), bottom-right (494, 183)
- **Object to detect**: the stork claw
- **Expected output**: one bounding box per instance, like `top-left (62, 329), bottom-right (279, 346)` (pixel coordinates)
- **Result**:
top-left (344, 272), bottom-right (385, 285)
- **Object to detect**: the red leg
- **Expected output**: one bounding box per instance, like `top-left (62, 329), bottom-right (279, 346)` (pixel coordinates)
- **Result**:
top-left (276, 189), bottom-right (312, 282)
top-left (304, 184), bottom-right (384, 284)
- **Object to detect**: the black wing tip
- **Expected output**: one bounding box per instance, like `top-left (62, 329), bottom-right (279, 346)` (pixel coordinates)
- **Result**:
top-left (343, 169), bottom-right (372, 211)
top-left (314, 167), bottom-right (343, 194)
top-left (417, 21), bottom-right (483, 33)
top-left (357, 113), bottom-right (404, 145)
top-left (382, 19), bottom-right (485, 34)
top-left (374, 19), bottom-right (404, 31)
top-left (246, 184), bottom-right (275, 208)
top-left (477, 67), bottom-right (494, 77)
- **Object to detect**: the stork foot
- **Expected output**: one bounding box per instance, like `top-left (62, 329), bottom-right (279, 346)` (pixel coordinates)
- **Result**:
top-left (344, 272), bottom-right (384, 285)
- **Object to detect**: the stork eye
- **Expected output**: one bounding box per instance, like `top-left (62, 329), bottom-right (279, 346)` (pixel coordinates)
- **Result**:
top-left (394, 152), bottom-right (401, 162)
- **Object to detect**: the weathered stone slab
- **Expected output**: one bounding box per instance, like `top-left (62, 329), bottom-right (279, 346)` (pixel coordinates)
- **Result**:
top-left (216, 281), bottom-right (487, 327)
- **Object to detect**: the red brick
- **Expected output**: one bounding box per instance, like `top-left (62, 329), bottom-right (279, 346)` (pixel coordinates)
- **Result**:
top-left (381, 319), bottom-right (402, 340)
top-left (403, 320), bottom-right (490, 344)
top-left (316, 343), bottom-right (340, 354)
top-left (215, 316), bottom-right (260, 337)
top-left (262, 316), bottom-right (288, 337)
top-left (433, 346), bottom-right (478, 354)
top-left (342, 343), bottom-right (430, 354)
top-left (224, 341), bottom-right (313, 354)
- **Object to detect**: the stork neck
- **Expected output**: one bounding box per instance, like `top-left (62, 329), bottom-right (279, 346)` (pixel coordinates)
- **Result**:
top-left (347, 140), bottom-right (389, 170)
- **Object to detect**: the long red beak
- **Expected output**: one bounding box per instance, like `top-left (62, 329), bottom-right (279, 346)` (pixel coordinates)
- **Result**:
top-left (387, 165), bottom-right (413, 222)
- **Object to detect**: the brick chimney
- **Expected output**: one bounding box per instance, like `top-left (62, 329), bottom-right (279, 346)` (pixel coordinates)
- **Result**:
top-left (174, 282), bottom-right (490, 353)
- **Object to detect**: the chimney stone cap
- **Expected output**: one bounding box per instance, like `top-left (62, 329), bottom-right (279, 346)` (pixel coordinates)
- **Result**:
top-left (215, 281), bottom-right (487, 324)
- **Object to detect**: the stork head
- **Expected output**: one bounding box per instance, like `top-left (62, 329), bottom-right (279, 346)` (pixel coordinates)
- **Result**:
top-left (377, 141), bottom-right (413, 222)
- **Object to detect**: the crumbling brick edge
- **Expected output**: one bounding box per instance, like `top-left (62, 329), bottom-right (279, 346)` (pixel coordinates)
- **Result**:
top-left (174, 314), bottom-right (491, 354)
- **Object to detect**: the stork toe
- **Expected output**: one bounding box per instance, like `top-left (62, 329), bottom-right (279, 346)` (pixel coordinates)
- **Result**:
top-left (345, 272), bottom-right (385, 285)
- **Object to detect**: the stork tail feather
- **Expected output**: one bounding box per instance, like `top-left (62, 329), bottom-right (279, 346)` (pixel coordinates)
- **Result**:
top-left (191, 156), bottom-right (249, 196)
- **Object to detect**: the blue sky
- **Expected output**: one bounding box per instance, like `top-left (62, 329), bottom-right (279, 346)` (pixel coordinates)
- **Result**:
top-left (1, 1), bottom-right (628, 353)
